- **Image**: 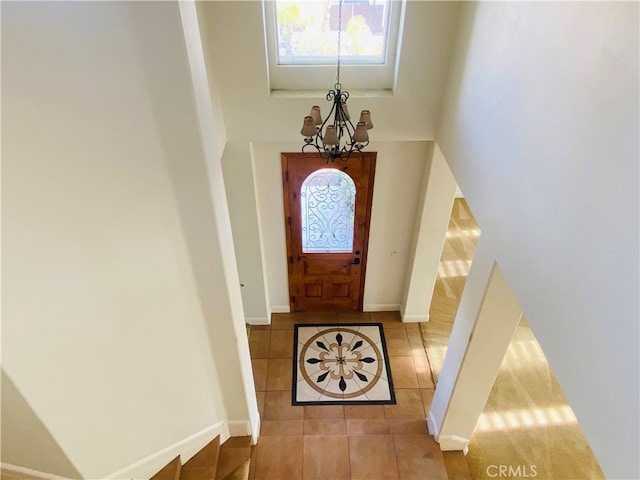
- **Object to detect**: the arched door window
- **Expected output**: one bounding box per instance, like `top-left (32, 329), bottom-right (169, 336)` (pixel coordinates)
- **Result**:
top-left (301, 168), bottom-right (356, 253)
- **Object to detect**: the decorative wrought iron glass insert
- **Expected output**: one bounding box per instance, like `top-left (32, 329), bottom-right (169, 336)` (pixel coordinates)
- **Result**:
top-left (301, 168), bottom-right (356, 253)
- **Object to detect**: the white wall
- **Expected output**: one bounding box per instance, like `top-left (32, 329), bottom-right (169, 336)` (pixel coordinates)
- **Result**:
top-left (251, 141), bottom-right (432, 312)
top-left (437, 2), bottom-right (639, 477)
top-left (363, 142), bottom-right (432, 310)
top-left (2, 2), bottom-right (253, 477)
top-left (1, 371), bottom-right (82, 479)
top-left (401, 143), bottom-right (457, 322)
top-left (177, 0), bottom-right (259, 435)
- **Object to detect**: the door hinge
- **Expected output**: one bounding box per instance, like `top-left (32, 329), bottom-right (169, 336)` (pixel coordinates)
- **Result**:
top-left (289, 255), bottom-right (293, 264)
top-left (291, 295), bottom-right (296, 304)
top-left (288, 216), bottom-right (291, 225)
top-left (285, 171), bottom-right (289, 182)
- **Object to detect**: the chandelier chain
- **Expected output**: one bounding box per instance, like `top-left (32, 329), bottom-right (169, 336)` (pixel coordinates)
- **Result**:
top-left (336, 0), bottom-right (342, 86)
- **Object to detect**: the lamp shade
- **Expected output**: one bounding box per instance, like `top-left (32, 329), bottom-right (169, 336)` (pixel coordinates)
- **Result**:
top-left (359, 110), bottom-right (373, 129)
top-left (310, 106), bottom-right (322, 125)
top-left (301, 116), bottom-right (316, 137)
top-left (323, 125), bottom-right (339, 146)
top-left (353, 122), bottom-right (369, 143)
top-left (340, 102), bottom-right (350, 122)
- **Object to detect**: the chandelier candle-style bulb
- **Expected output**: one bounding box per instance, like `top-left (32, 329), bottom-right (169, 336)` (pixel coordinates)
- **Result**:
top-left (323, 125), bottom-right (339, 147)
top-left (310, 106), bottom-right (322, 126)
top-left (353, 122), bottom-right (369, 144)
top-left (359, 110), bottom-right (374, 129)
top-left (301, 116), bottom-right (317, 139)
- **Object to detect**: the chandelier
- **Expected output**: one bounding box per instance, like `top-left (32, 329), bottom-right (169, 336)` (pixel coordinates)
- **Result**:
top-left (299, 0), bottom-right (373, 163)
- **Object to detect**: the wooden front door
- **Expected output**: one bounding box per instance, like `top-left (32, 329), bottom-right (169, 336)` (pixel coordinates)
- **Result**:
top-left (282, 152), bottom-right (376, 311)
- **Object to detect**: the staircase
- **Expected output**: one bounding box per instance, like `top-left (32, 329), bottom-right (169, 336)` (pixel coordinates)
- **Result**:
top-left (150, 436), bottom-right (251, 480)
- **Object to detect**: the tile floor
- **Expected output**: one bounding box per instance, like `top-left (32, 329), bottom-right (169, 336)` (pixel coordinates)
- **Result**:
top-left (248, 310), bottom-right (450, 480)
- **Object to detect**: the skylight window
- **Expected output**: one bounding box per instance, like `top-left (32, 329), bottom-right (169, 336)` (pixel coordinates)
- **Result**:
top-left (264, 0), bottom-right (404, 92)
top-left (275, 1), bottom-right (391, 65)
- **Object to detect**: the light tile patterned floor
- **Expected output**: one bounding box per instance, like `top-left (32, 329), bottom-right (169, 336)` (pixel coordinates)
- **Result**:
top-left (248, 311), bottom-right (448, 480)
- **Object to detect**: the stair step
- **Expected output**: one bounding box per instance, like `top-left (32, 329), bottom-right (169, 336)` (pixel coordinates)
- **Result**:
top-left (216, 436), bottom-right (251, 480)
top-left (181, 436), bottom-right (221, 480)
top-left (221, 436), bottom-right (252, 448)
top-left (220, 459), bottom-right (250, 480)
top-left (148, 435), bottom-right (254, 480)
top-left (150, 456), bottom-right (181, 480)
top-left (182, 466), bottom-right (217, 480)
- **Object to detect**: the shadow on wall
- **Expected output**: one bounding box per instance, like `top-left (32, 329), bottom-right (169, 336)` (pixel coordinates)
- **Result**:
top-left (1, 369), bottom-right (82, 479)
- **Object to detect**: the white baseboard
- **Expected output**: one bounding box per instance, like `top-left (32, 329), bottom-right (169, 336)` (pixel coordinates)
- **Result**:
top-left (228, 420), bottom-right (252, 437)
top-left (269, 305), bottom-right (290, 314)
top-left (400, 303), bottom-right (429, 323)
top-left (437, 434), bottom-right (469, 454)
top-left (246, 317), bottom-right (270, 325)
top-left (427, 410), bottom-right (440, 437)
top-left (251, 416), bottom-right (261, 445)
top-left (363, 304), bottom-right (401, 312)
top-left (0, 464), bottom-right (73, 480)
top-left (105, 421), bottom-right (230, 480)
top-left (402, 313), bottom-right (429, 323)
top-left (427, 411), bottom-right (469, 454)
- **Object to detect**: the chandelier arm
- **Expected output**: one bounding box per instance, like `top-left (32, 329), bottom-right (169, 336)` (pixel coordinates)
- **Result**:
top-left (302, 142), bottom-right (320, 154)
top-left (343, 148), bottom-right (366, 162)
top-left (312, 132), bottom-right (325, 156)
top-left (332, 89), bottom-right (357, 157)
top-left (310, 92), bottom-right (340, 161)
top-left (319, 93), bottom-right (339, 132)
top-left (340, 118), bottom-right (357, 147)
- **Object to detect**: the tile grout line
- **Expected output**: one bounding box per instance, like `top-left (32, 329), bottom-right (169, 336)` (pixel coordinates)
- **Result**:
top-left (346, 430), bottom-right (352, 479)
top-left (392, 433), bottom-right (402, 480)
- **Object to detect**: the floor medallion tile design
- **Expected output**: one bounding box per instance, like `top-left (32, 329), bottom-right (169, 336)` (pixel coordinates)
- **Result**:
top-left (293, 323), bottom-right (396, 405)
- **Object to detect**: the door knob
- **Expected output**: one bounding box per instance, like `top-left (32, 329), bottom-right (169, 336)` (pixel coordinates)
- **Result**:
top-left (350, 258), bottom-right (361, 265)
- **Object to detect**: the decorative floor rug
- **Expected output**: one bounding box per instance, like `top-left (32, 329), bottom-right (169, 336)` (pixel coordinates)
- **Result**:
top-left (292, 323), bottom-right (396, 405)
